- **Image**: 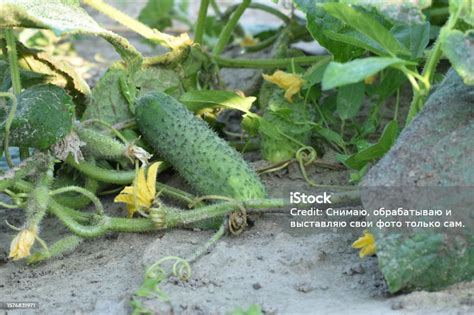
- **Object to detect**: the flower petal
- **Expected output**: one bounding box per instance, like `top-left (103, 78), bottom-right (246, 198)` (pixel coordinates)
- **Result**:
top-left (146, 162), bottom-right (161, 198)
top-left (114, 192), bottom-right (135, 204)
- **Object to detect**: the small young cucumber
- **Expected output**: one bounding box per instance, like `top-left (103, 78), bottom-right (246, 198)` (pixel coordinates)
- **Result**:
top-left (135, 91), bottom-right (266, 200)
top-left (260, 91), bottom-right (313, 163)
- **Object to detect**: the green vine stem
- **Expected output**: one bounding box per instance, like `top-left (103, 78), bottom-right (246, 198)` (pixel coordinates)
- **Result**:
top-left (64, 156), bottom-right (200, 205)
top-left (194, 0), bottom-right (210, 45)
top-left (82, 0), bottom-right (179, 49)
top-left (4, 29), bottom-right (21, 94)
top-left (405, 4), bottom-right (462, 125)
top-left (66, 156), bottom-right (136, 184)
top-left (15, 172), bottom-right (360, 238)
top-left (0, 92), bottom-right (17, 168)
top-left (50, 186), bottom-right (105, 216)
top-left (54, 176), bottom-right (99, 209)
top-left (213, 0), bottom-right (251, 55)
top-left (215, 55), bottom-right (329, 69)
top-left (223, 2), bottom-right (290, 24)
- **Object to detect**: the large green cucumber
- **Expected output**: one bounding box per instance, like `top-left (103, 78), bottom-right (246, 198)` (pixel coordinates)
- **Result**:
top-left (135, 91), bottom-right (266, 200)
top-left (0, 84), bottom-right (75, 149)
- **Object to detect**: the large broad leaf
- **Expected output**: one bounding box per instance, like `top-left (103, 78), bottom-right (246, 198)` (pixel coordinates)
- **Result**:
top-left (0, 84), bottom-right (75, 149)
top-left (322, 3), bottom-right (410, 56)
top-left (442, 29), bottom-right (474, 85)
top-left (449, 0), bottom-right (474, 26)
top-left (323, 29), bottom-right (386, 56)
top-left (15, 40), bottom-right (90, 116)
top-left (322, 57), bottom-right (407, 90)
top-left (138, 0), bottom-right (174, 30)
top-left (391, 22), bottom-right (430, 60)
top-left (0, 60), bottom-right (49, 91)
top-left (82, 65), bottom-right (180, 124)
top-left (336, 82), bottom-right (365, 120)
top-left (293, 0), bottom-right (361, 61)
top-left (344, 120), bottom-right (398, 169)
top-left (0, 0), bottom-right (142, 69)
top-left (340, 0), bottom-right (432, 25)
top-left (179, 90), bottom-right (255, 113)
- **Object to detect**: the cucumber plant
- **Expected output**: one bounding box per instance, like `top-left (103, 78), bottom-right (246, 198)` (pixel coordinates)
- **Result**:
top-left (0, 0), bottom-right (472, 310)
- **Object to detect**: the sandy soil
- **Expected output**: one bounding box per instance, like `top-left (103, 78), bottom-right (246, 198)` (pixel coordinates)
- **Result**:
top-left (0, 1), bottom-right (473, 315)
top-left (1, 167), bottom-right (473, 315)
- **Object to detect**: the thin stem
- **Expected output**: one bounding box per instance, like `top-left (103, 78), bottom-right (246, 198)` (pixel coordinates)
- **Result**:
top-left (210, 0), bottom-right (222, 16)
top-left (66, 155), bottom-right (136, 184)
top-left (194, 0), bottom-right (210, 45)
top-left (4, 29), bottom-right (21, 94)
top-left (82, 0), bottom-right (178, 49)
top-left (213, 0), bottom-right (251, 55)
top-left (405, 4), bottom-right (461, 126)
top-left (223, 2), bottom-right (290, 24)
top-left (214, 55), bottom-right (328, 69)
top-left (244, 33), bottom-right (278, 52)
top-left (50, 186), bottom-right (105, 216)
top-left (0, 92), bottom-right (17, 168)
top-left (156, 182), bottom-right (198, 207)
top-left (187, 224), bottom-right (225, 263)
top-left (394, 88), bottom-right (400, 122)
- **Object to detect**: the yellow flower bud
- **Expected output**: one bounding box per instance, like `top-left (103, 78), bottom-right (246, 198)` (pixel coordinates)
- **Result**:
top-left (352, 230), bottom-right (377, 258)
top-left (9, 227), bottom-right (38, 261)
top-left (262, 70), bottom-right (305, 102)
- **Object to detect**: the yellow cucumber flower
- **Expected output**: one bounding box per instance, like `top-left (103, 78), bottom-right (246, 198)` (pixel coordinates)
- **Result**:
top-left (262, 70), bottom-right (305, 102)
top-left (240, 36), bottom-right (259, 47)
top-left (114, 162), bottom-right (161, 217)
top-left (9, 227), bottom-right (38, 260)
top-left (352, 230), bottom-right (377, 258)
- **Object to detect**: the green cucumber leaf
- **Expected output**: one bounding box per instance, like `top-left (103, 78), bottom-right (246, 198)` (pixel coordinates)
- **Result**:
top-left (179, 90), bottom-right (256, 113)
top-left (374, 230), bottom-right (474, 293)
top-left (138, 0), bottom-right (174, 30)
top-left (322, 57), bottom-right (407, 90)
top-left (15, 40), bottom-right (90, 116)
top-left (0, 60), bottom-right (49, 91)
top-left (391, 22), bottom-right (430, 60)
top-left (366, 68), bottom-right (407, 100)
top-left (344, 120), bottom-right (398, 169)
top-left (82, 65), bottom-right (180, 124)
top-left (303, 58), bottom-right (331, 88)
top-left (293, 0), bottom-right (361, 62)
top-left (323, 29), bottom-right (386, 56)
top-left (314, 126), bottom-right (346, 149)
top-left (322, 3), bottom-right (410, 56)
top-left (0, 84), bottom-right (75, 149)
top-left (442, 29), bottom-right (474, 85)
top-left (336, 82), bottom-right (365, 120)
top-left (0, 0), bottom-right (142, 70)
top-left (449, 0), bottom-right (474, 25)
top-left (340, 0), bottom-right (431, 25)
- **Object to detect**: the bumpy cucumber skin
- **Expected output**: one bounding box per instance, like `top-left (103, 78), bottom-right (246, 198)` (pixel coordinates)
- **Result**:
top-left (260, 92), bottom-right (313, 163)
top-left (75, 125), bottom-right (126, 160)
top-left (0, 84), bottom-right (74, 149)
top-left (136, 92), bottom-right (266, 200)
